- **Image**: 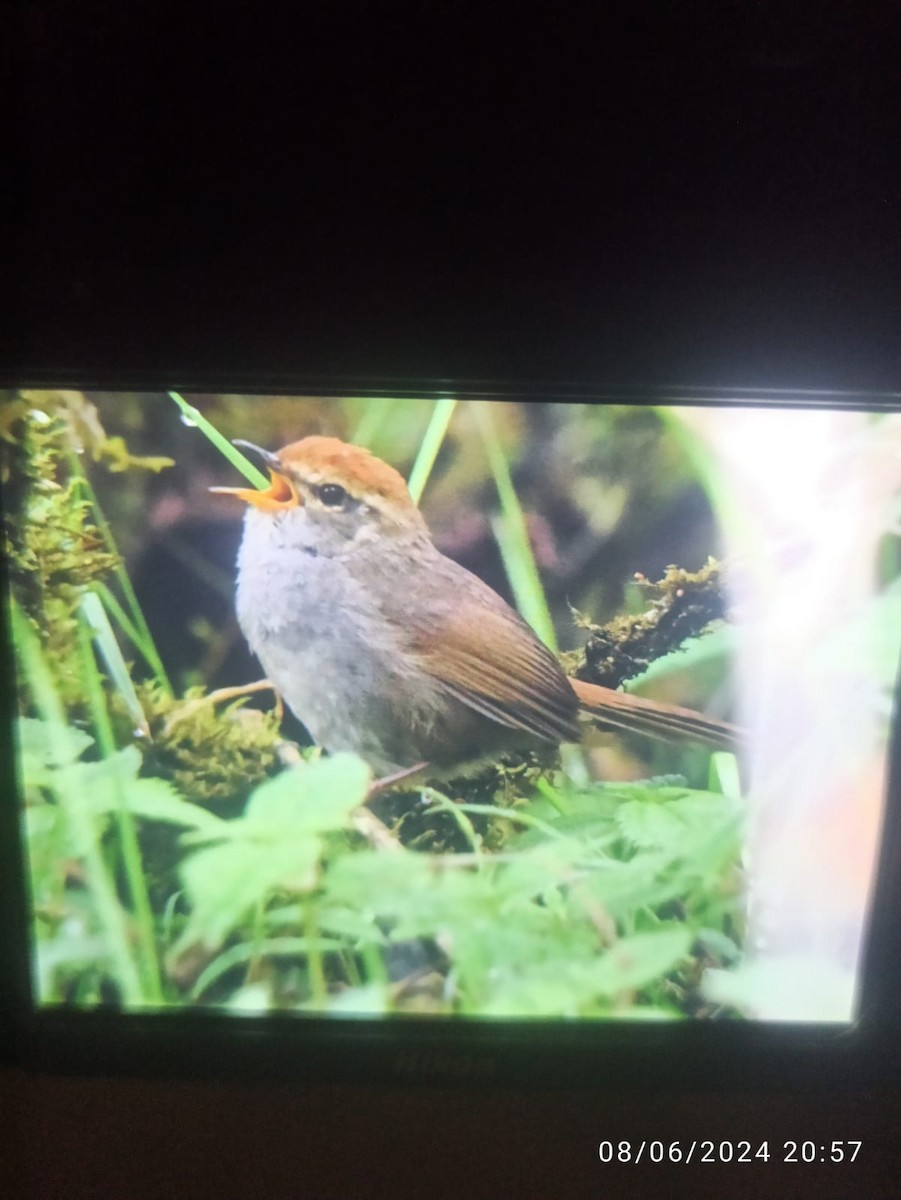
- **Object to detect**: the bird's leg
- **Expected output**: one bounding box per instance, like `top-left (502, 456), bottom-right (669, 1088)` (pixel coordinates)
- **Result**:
top-left (162, 678), bottom-right (282, 735)
top-left (366, 761), bottom-right (431, 799)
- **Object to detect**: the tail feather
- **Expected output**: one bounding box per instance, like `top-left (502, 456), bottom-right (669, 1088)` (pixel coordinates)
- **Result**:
top-left (568, 676), bottom-right (741, 751)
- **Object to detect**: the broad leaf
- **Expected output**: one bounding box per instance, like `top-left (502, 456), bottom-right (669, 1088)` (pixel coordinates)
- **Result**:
top-left (180, 836), bottom-right (323, 948)
top-left (244, 753), bottom-right (371, 833)
top-left (17, 718), bottom-right (93, 780)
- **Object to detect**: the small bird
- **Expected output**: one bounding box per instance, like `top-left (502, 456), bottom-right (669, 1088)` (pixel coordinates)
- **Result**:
top-left (213, 435), bottom-right (738, 776)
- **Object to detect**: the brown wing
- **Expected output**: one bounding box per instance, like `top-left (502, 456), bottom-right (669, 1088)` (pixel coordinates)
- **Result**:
top-left (402, 560), bottom-right (580, 745)
top-left (394, 551), bottom-right (739, 751)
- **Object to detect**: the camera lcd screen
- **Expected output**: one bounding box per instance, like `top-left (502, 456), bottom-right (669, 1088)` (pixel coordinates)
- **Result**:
top-left (4, 388), bottom-right (898, 1026)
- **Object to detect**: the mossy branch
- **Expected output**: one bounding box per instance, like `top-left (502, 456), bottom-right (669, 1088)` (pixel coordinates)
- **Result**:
top-left (571, 558), bottom-right (729, 689)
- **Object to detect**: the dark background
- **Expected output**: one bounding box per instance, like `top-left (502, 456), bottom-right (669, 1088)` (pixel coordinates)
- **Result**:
top-left (11, 1), bottom-right (901, 390)
top-left (7, 1), bottom-right (901, 1195)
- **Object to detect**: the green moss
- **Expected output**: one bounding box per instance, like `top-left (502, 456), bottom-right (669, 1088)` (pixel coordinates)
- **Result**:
top-left (2, 404), bottom-right (121, 706)
top-left (134, 682), bottom-right (285, 813)
top-left (2, 390), bottom-right (179, 709)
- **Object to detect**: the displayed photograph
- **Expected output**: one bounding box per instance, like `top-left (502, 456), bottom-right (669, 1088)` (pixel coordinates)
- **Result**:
top-left (3, 390), bottom-right (898, 1021)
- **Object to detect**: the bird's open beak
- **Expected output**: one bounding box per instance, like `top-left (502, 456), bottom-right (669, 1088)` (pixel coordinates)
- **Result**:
top-left (209, 440), bottom-right (301, 511)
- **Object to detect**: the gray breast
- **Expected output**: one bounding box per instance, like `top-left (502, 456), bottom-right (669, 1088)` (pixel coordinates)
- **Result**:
top-left (234, 513), bottom-right (442, 771)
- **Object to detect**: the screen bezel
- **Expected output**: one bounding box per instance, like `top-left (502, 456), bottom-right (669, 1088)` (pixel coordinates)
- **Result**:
top-left (3, 378), bottom-right (901, 1090)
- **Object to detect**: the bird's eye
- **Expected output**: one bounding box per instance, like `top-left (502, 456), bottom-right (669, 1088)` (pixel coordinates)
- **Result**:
top-left (316, 483), bottom-right (348, 508)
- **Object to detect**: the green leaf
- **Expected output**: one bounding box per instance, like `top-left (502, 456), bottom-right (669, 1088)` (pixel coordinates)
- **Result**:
top-left (491, 839), bottom-right (588, 903)
top-left (589, 928), bottom-right (692, 995)
top-left (475, 928), bottom-right (692, 1017)
top-left (694, 927), bottom-right (741, 965)
top-left (180, 837), bottom-right (323, 949)
top-left (111, 778), bottom-right (228, 834)
top-left (17, 717), bottom-right (93, 779)
top-left (58, 754), bottom-right (223, 833)
top-left (615, 799), bottom-right (686, 849)
top-left (48, 749), bottom-right (138, 858)
top-left (244, 754), bottom-right (371, 833)
top-left (479, 959), bottom-right (605, 1017)
top-left (315, 906), bottom-right (387, 945)
top-left (406, 396), bottom-right (458, 504)
top-left (176, 755), bottom-right (372, 948)
top-left (325, 849), bottom-right (434, 918)
top-left (45, 750), bottom-right (225, 861)
top-left (584, 853), bottom-right (675, 916)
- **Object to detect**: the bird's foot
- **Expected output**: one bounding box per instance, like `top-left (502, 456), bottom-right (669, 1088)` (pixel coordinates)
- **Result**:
top-left (366, 760), bottom-right (430, 800)
top-left (162, 678), bottom-right (282, 735)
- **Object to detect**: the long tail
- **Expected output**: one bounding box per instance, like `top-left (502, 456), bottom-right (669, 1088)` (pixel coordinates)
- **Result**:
top-left (568, 676), bottom-right (741, 751)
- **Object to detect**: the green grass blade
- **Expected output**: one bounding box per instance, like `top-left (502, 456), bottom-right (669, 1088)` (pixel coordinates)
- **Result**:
top-left (304, 900), bottom-right (328, 1005)
top-left (92, 581), bottom-right (144, 654)
top-left (350, 396), bottom-right (396, 448)
top-left (421, 786), bottom-right (484, 855)
top-left (168, 391), bottom-right (268, 489)
top-left (11, 597), bottom-right (147, 1005)
top-left (473, 401), bottom-right (557, 650)
top-left (450, 801), bottom-right (571, 841)
top-left (708, 751), bottom-right (742, 802)
top-left (190, 936), bottom-right (346, 1002)
top-left (66, 452), bottom-right (173, 696)
top-left (80, 591), bottom-right (149, 736)
top-left (406, 397), bottom-right (458, 505)
top-left (534, 777), bottom-right (571, 817)
top-left (76, 608), bottom-right (163, 1002)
